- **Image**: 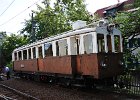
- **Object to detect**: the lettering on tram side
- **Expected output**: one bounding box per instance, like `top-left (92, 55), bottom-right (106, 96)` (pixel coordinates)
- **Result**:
top-left (21, 64), bottom-right (24, 68)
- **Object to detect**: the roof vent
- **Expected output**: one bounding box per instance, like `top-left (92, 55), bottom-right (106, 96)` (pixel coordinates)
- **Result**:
top-left (72, 20), bottom-right (86, 30)
top-left (98, 19), bottom-right (109, 27)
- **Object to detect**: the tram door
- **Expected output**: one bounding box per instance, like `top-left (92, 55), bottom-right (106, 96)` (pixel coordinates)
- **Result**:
top-left (97, 34), bottom-right (105, 52)
top-left (70, 36), bottom-right (79, 55)
top-left (70, 36), bottom-right (81, 74)
top-left (106, 35), bottom-right (113, 68)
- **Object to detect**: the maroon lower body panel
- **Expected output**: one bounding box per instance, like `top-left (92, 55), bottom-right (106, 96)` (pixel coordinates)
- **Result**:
top-left (41, 56), bottom-right (76, 75)
top-left (76, 53), bottom-right (123, 79)
top-left (76, 54), bottom-right (99, 78)
top-left (13, 53), bottom-right (123, 79)
top-left (13, 59), bottom-right (38, 72)
top-left (97, 53), bottom-right (123, 79)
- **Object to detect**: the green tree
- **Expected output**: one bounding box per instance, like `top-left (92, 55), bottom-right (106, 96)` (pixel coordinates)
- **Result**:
top-left (134, 0), bottom-right (140, 8)
top-left (114, 2), bottom-right (140, 69)
top-left (0, 32), bottom-right (6, 38)
top-left (1, 34), bottom-right (28, 67)
top-left (0, 32), bottom-right (6, 67)
top-left (21, 0), bottom-right (92, 41)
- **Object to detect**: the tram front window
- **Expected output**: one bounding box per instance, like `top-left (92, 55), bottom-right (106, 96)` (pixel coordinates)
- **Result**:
top-left (97, 34), bottom-right (105, 52)
top-left (114, 35), bottom-right (121, 52)
top-left (107, 35), bottom-right (112, 52)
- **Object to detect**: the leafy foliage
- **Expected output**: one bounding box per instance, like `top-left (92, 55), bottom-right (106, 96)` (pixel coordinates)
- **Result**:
top-left (0, 32), bottom-right (6, 38)
top-left (113, 2), bottom-right (140, 69)
top-left (0, 34), bottom-right (28, 67)
top-left (114, 10), bottom-right (140, 40)
top-left (134, 0), bottom-right (140, 8)
top-left (21, 0), bottom-right (93, 41)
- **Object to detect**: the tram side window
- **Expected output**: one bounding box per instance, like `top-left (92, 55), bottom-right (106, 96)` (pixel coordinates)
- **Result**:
top-left (44, 43), bottom-right (53, 57)
top-left (58, 39), bottom-right (68, 56)
top-left (76, 38), bottom-right (79, 55)
top-left (14, 53), bottom-right (17, 61)
top-left (83, 34), bottom-right (93, 54)
top-left (38, 46), bottom-right (43, 58)
top-left (33, 47), bottom-right (36, 58)
top-left (107, 35), bottom-right (112, 52)
top-left (18, 51), bottom-right (21, 60)
top-left (28, 48), bottom-right (31, 59)
top-left (56, 41), bottom-right (59, 56)
top-left (70, 37), bottom-right (79, 55)
top-left (23, 50), bottom-right (27, 60)
top-left (97, 34), bottom-right (105, 52)
top-left (114, 35), bottom-right (120, 52)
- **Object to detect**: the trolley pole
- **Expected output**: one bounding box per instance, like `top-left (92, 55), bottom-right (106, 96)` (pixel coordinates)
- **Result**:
top-left (0, 45), bottom-right (1, 68)
top-left (31, 12), bottom-right (36, 43)
top-left (0, 34), bottom-right (3, 68)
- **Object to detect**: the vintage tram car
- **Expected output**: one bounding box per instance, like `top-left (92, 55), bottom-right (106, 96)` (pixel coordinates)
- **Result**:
top-left (12, 20), bottom-right (123, 86)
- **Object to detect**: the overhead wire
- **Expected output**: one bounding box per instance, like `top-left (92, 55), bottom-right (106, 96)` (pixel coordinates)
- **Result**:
top-left (0, 0), bottom-right (16, 17)
top-left (0, 0), bottom-right (41, 27)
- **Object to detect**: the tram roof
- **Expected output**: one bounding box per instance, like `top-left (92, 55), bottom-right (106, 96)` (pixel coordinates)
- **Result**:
top-left (13, 20), bottom-right (121, 52)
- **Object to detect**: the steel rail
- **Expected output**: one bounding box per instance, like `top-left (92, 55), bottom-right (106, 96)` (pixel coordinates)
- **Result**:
top-left (0, 94), bottom-right (15, 100)
top-left (0, 84), bottom-right (40, 100)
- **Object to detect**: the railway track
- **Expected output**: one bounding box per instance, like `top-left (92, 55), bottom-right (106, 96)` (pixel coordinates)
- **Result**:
top-left (1, 75), bottom-right (139, 100)
top-left (0, 84), bottom-right (39, 100)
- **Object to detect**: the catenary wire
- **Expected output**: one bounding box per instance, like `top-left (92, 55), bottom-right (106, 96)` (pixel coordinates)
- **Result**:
top-left (0, 0), bottom-right (16, 17)
top-left (0, 0), bottom-right (41, 27)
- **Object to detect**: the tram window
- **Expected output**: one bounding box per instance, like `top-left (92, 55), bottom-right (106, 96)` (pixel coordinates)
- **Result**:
top-left (23, 50), bottom-right (27, 60)
top-left (76, 38), bottom-right (79, 55)
top-left (97, 34), bottom-right (105, 52)
top-left (114, 35), bottom-right (120, 52)
top-left (83, 34), bottom-right (93, 54)
top-left (33, 47), bottom-right (36, 58)
top-left (70, 37), bottom-right (79, 55)
top-left (18, 51), bottom-right (21, 60)
top-left (58, 39), bottom-right (68, 56)
top-left (28, 48), bottom-right (31, 59)
top-left (38, 46), bottom-right (43, 58)
top-left (56, 41), bottom-right (59, 56)
top-left (14, 53), bottom-right (17, 61)
top-left (107, 35), bottom-right (112, 52)
top-left (44, 43), bottom-right (53, 57)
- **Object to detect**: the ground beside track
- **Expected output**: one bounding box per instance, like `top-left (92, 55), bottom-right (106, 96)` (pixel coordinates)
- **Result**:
top-left (0, 76), bottom-right (140, 100)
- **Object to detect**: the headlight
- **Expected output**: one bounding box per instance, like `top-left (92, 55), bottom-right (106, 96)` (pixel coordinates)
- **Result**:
top-left (119, 61), bottom-right (124, 66)
top-left (100, 61), bottom-right (107, 68)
